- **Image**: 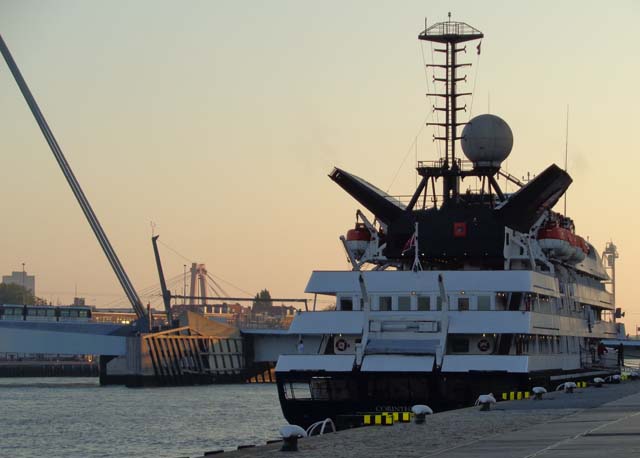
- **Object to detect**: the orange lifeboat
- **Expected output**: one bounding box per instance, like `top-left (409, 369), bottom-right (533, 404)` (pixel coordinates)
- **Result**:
top-left (538, 219), bottom-right (589, 263)
top-left (345, 223), bottom-right (371, 259)
top-left (346, 223), bottom-right (371, 241)
top-left (537, 223), bottom-right (573, 260)
top-left (570, 235), bottom-right (588, 263)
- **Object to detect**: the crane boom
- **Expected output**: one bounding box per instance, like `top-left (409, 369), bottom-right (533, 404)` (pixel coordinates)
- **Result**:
top-left (151, 235), bottom-right (172, 324)
top-left (0, 34), bottom-right (147, 320)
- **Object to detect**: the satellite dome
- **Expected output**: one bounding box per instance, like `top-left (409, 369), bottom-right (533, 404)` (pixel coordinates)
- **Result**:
top-left (461, 114), bottom-right (513, 167)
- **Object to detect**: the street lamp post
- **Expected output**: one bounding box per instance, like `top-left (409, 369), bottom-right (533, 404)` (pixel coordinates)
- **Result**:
top-left (21, 262), bottom-right (26, 305)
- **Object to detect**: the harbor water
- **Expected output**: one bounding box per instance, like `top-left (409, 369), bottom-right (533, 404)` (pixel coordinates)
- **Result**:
top-left (0, 378), bottom-right (285, 458)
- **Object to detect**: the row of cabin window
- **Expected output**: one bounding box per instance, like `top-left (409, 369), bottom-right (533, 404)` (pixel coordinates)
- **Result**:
top-left (338, 295), bottom-right (492, 312)
top-left (1, 308), bottom-right (88, 317)
top-left (449, 334), bottom-right (584, 355)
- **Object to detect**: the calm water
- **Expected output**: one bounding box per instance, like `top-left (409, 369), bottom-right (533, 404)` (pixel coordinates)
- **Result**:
top-left (0, 378), bottom-right (285, 458)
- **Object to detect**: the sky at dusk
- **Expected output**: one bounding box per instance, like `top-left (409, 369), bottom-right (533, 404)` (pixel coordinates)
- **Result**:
top-left (1, 1), bottom-right (639, 328)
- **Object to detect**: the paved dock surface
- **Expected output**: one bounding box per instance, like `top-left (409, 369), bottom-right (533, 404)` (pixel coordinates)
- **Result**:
top-left (195, 381), bottom-right (640, 458)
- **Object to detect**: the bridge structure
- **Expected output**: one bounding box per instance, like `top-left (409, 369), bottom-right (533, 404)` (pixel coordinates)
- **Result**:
top-left (0, 33), bottom-right (312, 386)
top-left (0, 314), bottom-right (304, 386)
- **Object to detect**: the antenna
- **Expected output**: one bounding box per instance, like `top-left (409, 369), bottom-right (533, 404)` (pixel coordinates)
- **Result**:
top-left (563, 105), bottom-right (569, 216)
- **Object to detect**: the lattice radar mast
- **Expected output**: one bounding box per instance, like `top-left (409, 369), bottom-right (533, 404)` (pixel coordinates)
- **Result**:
top-left (419, 14), bottom-right (483, 200)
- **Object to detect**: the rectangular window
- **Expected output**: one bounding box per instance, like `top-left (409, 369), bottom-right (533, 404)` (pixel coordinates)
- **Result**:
top-left (340, 297), bottom-right (353, 311)
top-left (457, 297), bottom-right (470, 311)
top-left (310, 378), bottom-right (330, 400)
top-left (60, 309), bottom-right (70, 317)
top-left (379, 296), bottom-right (392, 312)
top-left (477, 296), bottom-right (491, 311)
top-left (79, 310), bottom-right (88, 318)
top-left (398, 296), bottom-right (411, 311)
top-left (435, 296), bottom-right (443, 311)
top-left (417, 296), bottom-right (430, 311)
top-left (46, 309), bottom-right (56, 317)
top-left (284, 382), bottom-right (312, 400)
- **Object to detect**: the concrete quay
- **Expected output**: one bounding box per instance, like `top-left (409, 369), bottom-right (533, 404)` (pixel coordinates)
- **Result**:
top-left (195, 381), bottom-right (640, 458)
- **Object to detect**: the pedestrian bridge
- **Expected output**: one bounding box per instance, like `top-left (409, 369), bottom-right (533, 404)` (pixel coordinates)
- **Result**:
top-left (0, 321), bottom-right (128, 356)
top-left (0, 319), bottom-right (315, 360)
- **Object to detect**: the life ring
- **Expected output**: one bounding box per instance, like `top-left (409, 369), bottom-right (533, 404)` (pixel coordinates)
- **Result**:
top-left (477, 339), bottom-right (491, 352)
top-left (335, 338), bottom-right (348, 352)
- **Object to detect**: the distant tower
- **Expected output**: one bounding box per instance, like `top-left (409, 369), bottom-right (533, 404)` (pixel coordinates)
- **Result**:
top-left (2, 270), bottom-right (36, 297)
top-left (602, 242), bottom-right (619, 304)
top-left (188, 263), bottom-right (209, 307)
top-left (419, 14), bottom-right (483, 200)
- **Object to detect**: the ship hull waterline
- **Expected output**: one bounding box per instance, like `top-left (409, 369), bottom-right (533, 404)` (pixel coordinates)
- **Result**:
top-left (276, 367), bottom-right (618, 428)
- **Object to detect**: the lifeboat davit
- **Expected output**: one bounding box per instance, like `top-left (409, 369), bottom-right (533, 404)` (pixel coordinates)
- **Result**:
top-left (345, 223), bottom-right (371, 259)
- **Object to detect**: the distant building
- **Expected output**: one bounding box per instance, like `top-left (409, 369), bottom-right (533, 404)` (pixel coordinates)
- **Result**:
top-left (92, 307), bottom-right (165, 326)
top-left (173, 301), bottom-right (297, 329)
top-left (2, 271), bottom-right (36, 295)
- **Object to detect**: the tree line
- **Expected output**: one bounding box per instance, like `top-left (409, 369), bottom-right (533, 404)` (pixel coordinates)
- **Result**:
top-left (0, 283), bottom-right (38, 305)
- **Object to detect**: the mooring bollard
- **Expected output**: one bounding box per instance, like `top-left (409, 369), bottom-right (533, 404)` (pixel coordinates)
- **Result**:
top-left (279, 425), bottom-right (307, 452)
top-left (556, 382), bottom-right (582, 394)
top-left (564, 381), bottom-right (577, 393)
top-left (475, 393), bottom-right (497, 411)
top-left (411, 404), bottom-right (433, 424)
top-left (531, 386), bottom-right (547, 400)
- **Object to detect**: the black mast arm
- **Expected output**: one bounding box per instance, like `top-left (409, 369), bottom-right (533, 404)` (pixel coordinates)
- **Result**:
top-left (494, 164), bottom-right (572, 233)
top-left (329, 168), bottom-right (405, 224)
top-left (488, 175), bottom-right (506, 201)
top-left (406, 177), bottom-right (428, 211)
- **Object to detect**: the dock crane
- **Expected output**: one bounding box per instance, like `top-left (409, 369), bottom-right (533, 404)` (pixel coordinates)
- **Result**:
top-left (0, 35), bottom-right (148, 325)
top-left (151, 235), bottom-right (173, 325)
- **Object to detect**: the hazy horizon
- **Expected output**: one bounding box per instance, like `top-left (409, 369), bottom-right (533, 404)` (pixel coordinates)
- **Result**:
top-left (1, 1), bottom-right (639, 330)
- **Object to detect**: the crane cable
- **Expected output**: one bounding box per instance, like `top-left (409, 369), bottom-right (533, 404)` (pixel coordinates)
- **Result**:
top-left (384, 40), bottom-right (441, 194)
top-left (468, 42), bottom-right (482, 119)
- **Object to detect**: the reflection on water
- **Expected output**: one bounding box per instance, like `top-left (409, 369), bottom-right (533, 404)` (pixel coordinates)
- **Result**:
top-left (0, 378), bottom-right (285, 458)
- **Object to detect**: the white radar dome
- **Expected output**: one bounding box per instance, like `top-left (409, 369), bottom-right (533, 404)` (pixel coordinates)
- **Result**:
top-left (461, 114), bottom-right (513, 167)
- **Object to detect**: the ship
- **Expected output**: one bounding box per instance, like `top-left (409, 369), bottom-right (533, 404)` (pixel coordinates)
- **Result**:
top-left (274, 17), bottom-right (624, 427)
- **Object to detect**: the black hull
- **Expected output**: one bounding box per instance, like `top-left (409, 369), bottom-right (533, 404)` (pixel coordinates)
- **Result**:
top-left (276, 368), bottom-right (618, 428)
